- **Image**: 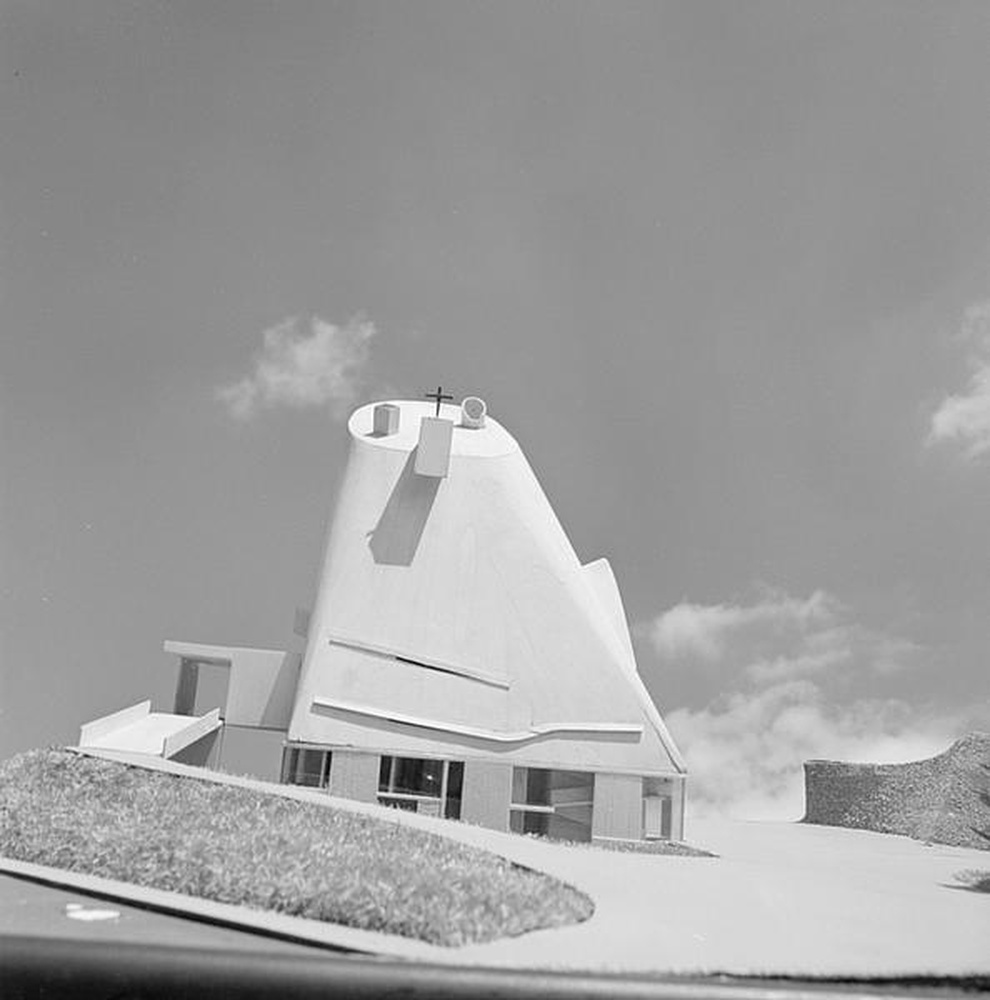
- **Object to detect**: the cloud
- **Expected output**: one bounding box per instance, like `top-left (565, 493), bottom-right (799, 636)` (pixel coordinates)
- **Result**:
top-left (928, 301), bottom-right (990, 460)
top-left (646, 587), bottom-right (915, 684)
top-left (648, 589), bottom-right (835, 665)
top-left (217, 315), bottom-right (376, 420)
top-left (666, 685), bottom-right (958, 821)
top-left (644, 588), bottom-right (944, 820)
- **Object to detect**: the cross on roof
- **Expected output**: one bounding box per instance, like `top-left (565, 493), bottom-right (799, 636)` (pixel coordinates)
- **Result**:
top-left (424, 385), bottom-right (454, 416)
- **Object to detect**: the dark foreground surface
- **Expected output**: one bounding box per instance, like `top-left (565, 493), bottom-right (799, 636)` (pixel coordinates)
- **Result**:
top-left (1, 874), bottom-right (987, 1000)
top-left (0, 869), bottom-right (322, 955)
top-left (3, 933), bottom-right (988, 1000)
top-left (0, 936), bottom-right (990, 1000)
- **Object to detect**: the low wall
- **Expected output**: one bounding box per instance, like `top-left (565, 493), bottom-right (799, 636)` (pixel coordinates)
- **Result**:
top-left (802, 732), bottom-right (990, 850)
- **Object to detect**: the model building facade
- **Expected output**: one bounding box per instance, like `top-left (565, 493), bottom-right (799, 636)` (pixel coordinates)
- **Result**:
top-left (81, 396), bottom-right (686, 843)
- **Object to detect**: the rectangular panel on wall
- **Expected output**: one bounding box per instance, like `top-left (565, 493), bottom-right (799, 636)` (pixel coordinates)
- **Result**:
top-left (592, 772), bottom-right (643, 842)
top-left (414, 417), bottom-right (454, 477)
top-left (225, 651), bottom-right (301, 729)
top-left (461, 759), bottom-right (512, 832)
top-left (328, 750), bottom-right (379, 803)
top-left (218, 726), bottom-right (287, 782)
top-left (174, 662), bottom-right (199, 715)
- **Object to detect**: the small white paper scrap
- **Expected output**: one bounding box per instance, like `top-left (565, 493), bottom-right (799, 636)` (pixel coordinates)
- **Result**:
top-left (65, 902), bottom-right (121, 922)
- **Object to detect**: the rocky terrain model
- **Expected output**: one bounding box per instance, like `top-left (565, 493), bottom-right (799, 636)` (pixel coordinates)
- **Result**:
top-left (803, 732), bottom-right (990, 850)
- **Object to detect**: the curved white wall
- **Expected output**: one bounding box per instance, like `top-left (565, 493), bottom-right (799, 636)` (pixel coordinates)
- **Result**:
top-left (288, 400), bottom-right (684, 776)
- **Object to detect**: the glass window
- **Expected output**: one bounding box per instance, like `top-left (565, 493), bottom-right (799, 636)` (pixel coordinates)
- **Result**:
top-left (512, 767), bottom-right (551, 806)
top-left (393, 757), bottom-right (444, 796)
top-left (281, 747), bottom-right (331, 789)
top-left (445, 760), bottom-right (464, 820)
top-left (378, 755), bottom-right (463, 819)
top-left (511, 767), bottom-right (594, 843)
top-left (510, 810), bottom-right (550, 836)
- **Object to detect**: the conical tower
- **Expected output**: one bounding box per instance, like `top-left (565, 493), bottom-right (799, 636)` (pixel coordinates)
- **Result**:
top-left (285, 396), bottom-right (686, 842)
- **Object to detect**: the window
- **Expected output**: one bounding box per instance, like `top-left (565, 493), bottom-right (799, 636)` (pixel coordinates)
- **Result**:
top-left (510, 767), bottom-right (594, 842)
top-left (281, 747), bottom-right (331, 789)
top-left (378, 756), bottom-right (464, 819)
top-left (444, 757), bottom-right (464, 820)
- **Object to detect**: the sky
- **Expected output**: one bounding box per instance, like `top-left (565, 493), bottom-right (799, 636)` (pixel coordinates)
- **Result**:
top-left (3, 1), bottom-right (990, 820)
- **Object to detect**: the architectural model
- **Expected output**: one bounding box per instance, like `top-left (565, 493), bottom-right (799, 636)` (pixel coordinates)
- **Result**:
top-left (81, 394), bottom-right (687, 843)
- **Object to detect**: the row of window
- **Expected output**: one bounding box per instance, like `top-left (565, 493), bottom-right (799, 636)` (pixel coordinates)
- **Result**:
top-left (281, 748), bottom-right (464, 819)
top-left (510, 766), bottom-right (595, 841)
top-left (281, 748), bottom-right (674, 841)
top-left (378, 754), bottom-right (464, 820)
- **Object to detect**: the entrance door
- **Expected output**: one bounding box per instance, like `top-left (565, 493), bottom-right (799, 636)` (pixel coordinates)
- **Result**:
top-left (643, 795), bottom-right (670, 840)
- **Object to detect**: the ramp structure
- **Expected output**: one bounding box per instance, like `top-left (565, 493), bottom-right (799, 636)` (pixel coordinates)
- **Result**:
top-left (82, 395), bottom-right (687, 843)
top-left (79, 702), bottom-right (222, 763)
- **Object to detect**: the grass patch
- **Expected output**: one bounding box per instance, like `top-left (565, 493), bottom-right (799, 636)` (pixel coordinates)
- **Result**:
top-left (513, 833), bottom-right (715, 857)
top-left (579, 839), bottom-right (715, 857)
top-left (0, 750), bottom-right (593, 946)
top-left (954, 869), bottom-right (990, 893)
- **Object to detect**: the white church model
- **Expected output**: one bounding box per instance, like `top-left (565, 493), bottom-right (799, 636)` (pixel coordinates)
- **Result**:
top-left (81, 394), bottom-right (687, 843)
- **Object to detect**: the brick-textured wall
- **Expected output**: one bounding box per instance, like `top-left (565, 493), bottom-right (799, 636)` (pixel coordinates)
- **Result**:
top-left (802, 732), bottom-right (990, 851)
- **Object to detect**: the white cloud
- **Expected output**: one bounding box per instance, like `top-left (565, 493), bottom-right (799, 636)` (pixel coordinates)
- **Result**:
top-left (667, 684), bottom-right (957, 821)
top-left (928, 301), bottom-right (990, 460)
top-left (217, 315), bottom-right (376, 421)
top-left (648, 589), bottom-right (834, 663)
top-left (645, 588), bottom-right (940, 820)
top-left (646, 587), bottom-right (913, 684)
